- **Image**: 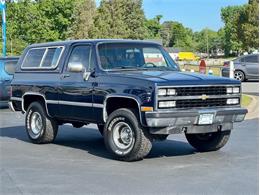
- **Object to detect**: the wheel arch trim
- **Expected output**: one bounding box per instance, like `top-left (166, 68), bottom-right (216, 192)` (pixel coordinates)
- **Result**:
top-left (22, 92), bottom-right (52, 117)
top-left (103, 94), bottom-right (144, 125)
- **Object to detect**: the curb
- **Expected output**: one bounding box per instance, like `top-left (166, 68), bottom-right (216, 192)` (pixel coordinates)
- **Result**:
top-left (244, 94), bottom-right (259, 120)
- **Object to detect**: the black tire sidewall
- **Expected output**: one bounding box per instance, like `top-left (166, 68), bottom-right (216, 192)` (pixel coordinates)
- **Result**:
top-left (26, 102), bottom-right (47, 142)
top-left (104, 109), bottom-right (142, 158)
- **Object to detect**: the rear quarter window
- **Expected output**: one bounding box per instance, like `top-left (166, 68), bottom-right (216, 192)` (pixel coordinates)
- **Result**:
top-left (22, 46), bottom-right (64, 69)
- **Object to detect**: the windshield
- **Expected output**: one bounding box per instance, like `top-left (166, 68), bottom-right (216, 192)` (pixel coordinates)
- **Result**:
top-left (98, 43), bottom-right (179, 71)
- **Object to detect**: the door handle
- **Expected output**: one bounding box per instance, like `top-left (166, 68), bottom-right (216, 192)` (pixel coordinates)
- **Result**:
top-left (61, 74), bottom-right (70, 79)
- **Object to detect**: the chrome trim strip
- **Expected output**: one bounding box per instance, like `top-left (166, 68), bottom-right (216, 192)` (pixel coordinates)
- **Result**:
top-left (22, 92), bottom-right (51, 116)
top-left (158, 94), bottom-right (240, 101)
top-left (47, 100), bottom-right (103, 108)
top-left (10, 97), bottom-right (22, 101)
top-left (8, 101), bottom-right (16, 112)
top-left (157, 84), bottom-right (240, 88)
top-left (103, 95), bottom-right (142, 123)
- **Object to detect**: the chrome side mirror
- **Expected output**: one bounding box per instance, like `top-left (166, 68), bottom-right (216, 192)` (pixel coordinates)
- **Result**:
top-left (68, 62), bottom-right (84, 72)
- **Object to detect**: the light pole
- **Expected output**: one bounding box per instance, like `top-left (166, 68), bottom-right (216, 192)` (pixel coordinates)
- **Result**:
top-left (1, 0), bottom-right (6, 57)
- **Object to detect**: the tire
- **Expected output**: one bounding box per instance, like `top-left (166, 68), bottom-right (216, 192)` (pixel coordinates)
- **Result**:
top-left (25, 101), bottom-right (58, 144)
top-left (104, 108), bottom-right (152, 161)
top-left (185, 130), bottom-right (231, 152)
top-left (97, 124), bottom-right (104, 136)
top-left (234, 70), bottom-right (245, 82)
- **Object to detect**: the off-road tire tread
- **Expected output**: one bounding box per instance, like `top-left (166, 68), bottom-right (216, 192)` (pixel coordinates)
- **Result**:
top-left (185, 130), bottom-right (231, 152)
top-left (104, 108), bottom-right (152, 161)
top-left (26, 101), bottom-right (58, 144)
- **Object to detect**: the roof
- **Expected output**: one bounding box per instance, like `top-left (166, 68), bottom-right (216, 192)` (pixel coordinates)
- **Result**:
top-left (29, 39), bottom-right (162, 48)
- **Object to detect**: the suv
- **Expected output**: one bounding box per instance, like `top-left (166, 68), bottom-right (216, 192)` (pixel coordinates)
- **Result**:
top-left (222, 54), bottom-right (259, 81)
top-left (0, 57), bottom-right (19, 108)
top-left (9, 40), bottom-right (247, 161)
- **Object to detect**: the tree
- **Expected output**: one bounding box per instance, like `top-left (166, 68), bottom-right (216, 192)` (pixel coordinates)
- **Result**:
top-left (67, 0), bottom-right (96, 39)
top-left (145, 15), bottom-right (162, 39)
top-left (239, 0), bottom-right (259, 51)
top-left (93, 0), bottom-right (147, 39)
top-left (221, 5), bottom-right (245, 55)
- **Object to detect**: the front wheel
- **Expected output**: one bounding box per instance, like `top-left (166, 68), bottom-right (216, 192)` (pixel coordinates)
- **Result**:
top-left (104, 108), bottom-right (152, 161)
top-left (185, 130), bottom-right (231, 152)
top-left (25, 102), bottom-right (58, 144)
top-left (234, 70), bottom-right (245, 81)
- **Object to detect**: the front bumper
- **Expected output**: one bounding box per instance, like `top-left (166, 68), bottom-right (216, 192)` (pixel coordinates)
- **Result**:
top-left (145, 107), bottom-right (247, 134)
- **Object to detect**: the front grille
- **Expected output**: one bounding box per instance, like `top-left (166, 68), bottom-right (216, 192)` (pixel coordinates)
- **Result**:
top-left (175, 98), bottom-right (229, 108)
top-left (157, 85), bottom-right (241, 109)
top-left (176, 86), bottom-right (227, 96)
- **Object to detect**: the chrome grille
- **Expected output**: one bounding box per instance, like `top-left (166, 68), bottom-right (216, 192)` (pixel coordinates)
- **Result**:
top-left (176, 86), bottom-right (227, 96)
top-left (156, 85), bottom-right (240, 109)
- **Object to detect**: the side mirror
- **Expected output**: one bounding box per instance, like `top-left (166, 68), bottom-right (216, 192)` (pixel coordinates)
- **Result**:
top-left (68, 62), bottom-right (84, 72)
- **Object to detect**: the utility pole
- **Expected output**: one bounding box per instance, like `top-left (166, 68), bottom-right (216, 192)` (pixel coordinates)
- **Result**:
top-left (1, 0), bottom-right (6, 57)
top-left (206, 27), bottom-right (209, 59)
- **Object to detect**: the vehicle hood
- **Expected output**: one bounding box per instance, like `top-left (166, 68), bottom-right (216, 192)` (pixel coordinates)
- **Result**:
top-left (109, 70), bottom-right (240, 85)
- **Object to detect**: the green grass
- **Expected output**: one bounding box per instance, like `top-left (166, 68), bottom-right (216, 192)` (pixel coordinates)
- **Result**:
top-left (241, 94), bottom-right (252, 107)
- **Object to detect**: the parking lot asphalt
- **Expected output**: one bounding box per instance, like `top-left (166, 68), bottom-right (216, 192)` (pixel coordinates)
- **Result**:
top-left (0, 109), bottom-right (258, 195)
top-left (242, 81), bottom-right (259, 95)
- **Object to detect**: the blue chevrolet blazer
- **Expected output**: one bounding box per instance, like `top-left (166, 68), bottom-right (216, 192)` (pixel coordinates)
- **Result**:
top-left (9, 40), bottom-right (247, 161)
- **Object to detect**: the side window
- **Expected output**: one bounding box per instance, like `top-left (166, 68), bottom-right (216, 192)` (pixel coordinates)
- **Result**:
top-left (22, 47), bottom-right (64, 69)
top-left (244, 55), bottom-right (258, 63)
top-left (67, 45), bottom-right (92, 71)
top-left (4, 60), bottom-right (18, 75)
top-left (22, 48), bottom-right (45, 68)
top-left (41, 47), bottom-right (63, 67)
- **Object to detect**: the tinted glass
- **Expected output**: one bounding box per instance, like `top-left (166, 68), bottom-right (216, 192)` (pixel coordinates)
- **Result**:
top-left (244, 55), bottom-right (258, 63)
top-left (4, 60), bottom-right (18, 75)
top-left (68, 46), bottom-right (92, 70)
top-left (22, 49), bottom-right (45, 68)
top-left (98, 43), bottom-right (178, 70)
top-left (41, 47), bottom-right (63, 67)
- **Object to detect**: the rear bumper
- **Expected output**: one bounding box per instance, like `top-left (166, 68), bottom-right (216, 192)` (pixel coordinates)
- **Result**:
top-left (221, 68), bottom-right (230, 77)
top-left (145, 107), bottom-right (247, 134)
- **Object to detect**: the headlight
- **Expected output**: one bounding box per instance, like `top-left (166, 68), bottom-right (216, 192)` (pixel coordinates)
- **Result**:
top-left (226, 87), bottom-right (233, 94)
top-left (167, 89), bottom-right (176, 96)
top-left (226, 87), bottom-right (240, 94)
top-left (233, 87), bottom-right (240, 93)
top-left (158, 89), bottom-right (167, 96)
top-left (158, 101), bottom-right (176, 108)
top-left (227, 98), bottom-right (239, 105)
top-left (158, 88), bottom-right (176, 96)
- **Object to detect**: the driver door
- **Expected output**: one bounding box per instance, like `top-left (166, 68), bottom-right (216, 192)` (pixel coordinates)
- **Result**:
top-left (58, 44), bottom-right (95, 122)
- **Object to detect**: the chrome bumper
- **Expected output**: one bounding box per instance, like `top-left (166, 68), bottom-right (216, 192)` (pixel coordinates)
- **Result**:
top-left (145, 107), bottom-right (248, 134)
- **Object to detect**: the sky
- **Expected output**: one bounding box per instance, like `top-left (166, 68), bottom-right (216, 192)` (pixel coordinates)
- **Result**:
top-left (96, 0), bottom-right (248, 32)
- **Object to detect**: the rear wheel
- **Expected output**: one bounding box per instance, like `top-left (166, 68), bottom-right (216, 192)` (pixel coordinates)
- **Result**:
top-left (104, 108), bottom-right (152, 161)
top-left (185, 130), bottom-right (231, 152)
top-left (25, 102), bottom-right (58, 144)
top-left (234, 70), bottom-right (245, 81)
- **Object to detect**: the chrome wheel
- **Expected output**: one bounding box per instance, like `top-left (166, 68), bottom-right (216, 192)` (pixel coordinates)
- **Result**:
top-left (30, 112), bottom-right (43, 138)
top-left (234, 71), bottom-right (244, 81)
top-left (112, 122), bottom-right (135, 151)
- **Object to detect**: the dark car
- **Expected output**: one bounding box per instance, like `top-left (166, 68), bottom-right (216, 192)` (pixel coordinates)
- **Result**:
top-left (222, 54), bottom-right (259, 81)
top-left (0, 56), bottom-right (19, 108)
top-left (9, 40), bottom-right (247, 161)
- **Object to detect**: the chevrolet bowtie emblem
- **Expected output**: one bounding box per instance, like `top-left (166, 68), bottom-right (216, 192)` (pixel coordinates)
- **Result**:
top-left (200, 94), bottom-right (209, 100)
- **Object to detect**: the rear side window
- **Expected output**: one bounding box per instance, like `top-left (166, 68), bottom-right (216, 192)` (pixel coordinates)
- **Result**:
top-left (22, 46), bottom-right (64, 69)
top-left (4, 60), bottom-right (18, 75)
top-left (244, 55), bottom-right (259, 63)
